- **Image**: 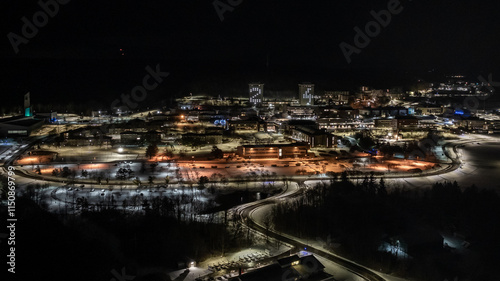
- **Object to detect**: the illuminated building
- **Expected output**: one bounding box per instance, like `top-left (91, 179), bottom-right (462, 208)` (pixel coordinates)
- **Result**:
top-left (236, 143), bottom-right (310, 159)
top-left (24, 92), bottom-right (32, 117)
top-left (299, 83), bottom-right (314, 106)
top-left (291, 127), bottom-right (335, 148)
top-left (249, 83), bottom-right (264, 105)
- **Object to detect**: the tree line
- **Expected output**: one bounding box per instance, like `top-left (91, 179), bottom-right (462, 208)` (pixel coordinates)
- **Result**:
top-left (271, 172), bottom-right (500, 281)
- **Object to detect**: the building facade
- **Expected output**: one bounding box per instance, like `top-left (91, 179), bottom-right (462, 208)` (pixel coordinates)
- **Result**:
top-left (249, 83), bottom-right (264, 105)
top-left (236, 143), bottom-right (310, 159)
top-left (321, 91), bottom-right (350, 105)
top-left (291, 126), bottom-right (335, 148)
top-left (417, 107), bottom-right (444, 115)
top-left (299, 83), bottom-right (314, 106)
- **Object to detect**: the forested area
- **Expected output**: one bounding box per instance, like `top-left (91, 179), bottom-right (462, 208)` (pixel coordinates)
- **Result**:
top-left (271, 172), bottom-right (500, 280)
top-left (0, 193), bottom-right (250, 281)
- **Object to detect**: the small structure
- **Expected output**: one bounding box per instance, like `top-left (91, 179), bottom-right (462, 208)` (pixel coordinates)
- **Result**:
top-left (120, 131), bottom-right (143, 144)
top-left (277, 254), bottom-right (300, 267)
top-left (230, 254), bottom-right (325, 281)
top-left (182, 132), bottom-right (222, 145)
top-left (228, 118), bottom-right (264, 132)
top-left (177, 257), bottom-right (196, 269)
top-left (396, 116), bottom-right (419, 130)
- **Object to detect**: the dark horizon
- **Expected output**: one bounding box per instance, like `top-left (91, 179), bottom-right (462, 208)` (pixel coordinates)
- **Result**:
top-left (3, 1), bottom-right (500, 64)
top-left (2, 0), bottom-right (500, 109)
top-left (2, 57), bottom-right (497, 111)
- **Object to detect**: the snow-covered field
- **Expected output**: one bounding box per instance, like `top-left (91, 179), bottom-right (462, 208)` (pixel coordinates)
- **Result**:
top-left (390, 134), bottom-right (500, 190)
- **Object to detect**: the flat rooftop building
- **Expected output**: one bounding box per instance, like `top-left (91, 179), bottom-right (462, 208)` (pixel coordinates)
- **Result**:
top-left (236, 143), bottom-right (310, 159)
top-left (0, 115), bottom-right (43, 137)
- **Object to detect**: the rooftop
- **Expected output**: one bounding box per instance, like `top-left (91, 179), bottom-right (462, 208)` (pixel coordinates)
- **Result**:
top-left (240, 142), bottom-right (309, 149)
top-left (0, 115), bottom-right (43, 127)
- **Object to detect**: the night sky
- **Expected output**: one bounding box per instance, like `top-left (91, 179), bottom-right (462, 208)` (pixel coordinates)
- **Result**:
top-left (2, 0), bottom-right (500, 108)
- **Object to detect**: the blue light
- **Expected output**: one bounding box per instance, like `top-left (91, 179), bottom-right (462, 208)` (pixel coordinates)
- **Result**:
top-left (455, 109), bottom-right (464, 115)
top-left (214, 119), bottom-right (226, 126)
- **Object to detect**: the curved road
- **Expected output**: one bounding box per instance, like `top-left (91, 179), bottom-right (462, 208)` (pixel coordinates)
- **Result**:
top-left (3, 137), bottom-right (481, 281)
top-left (232, 183), bottom-right (386, 281)
top-left (229, 138), bottom-right (486, 281)
top-left (6, 138), bottom-right (465, 186)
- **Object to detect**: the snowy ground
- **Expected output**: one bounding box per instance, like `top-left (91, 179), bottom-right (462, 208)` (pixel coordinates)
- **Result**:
top-left (17, 146), bottom-right (438, 184)
top-left (7, 134), bottom-right (500, 281)
top-left (166, 267), bottom-right (212, 281)
top-left (388, 134), bottom-right (500, 190)
top-left (251, 204), bottom-right (410, 281)
top-left (200, 247), bottom-right (286, 270)
top-left (301, 134), bottom-right (500, 191)
top-left (314, 254), bottom-right (367, 281)
top-left (31, 180), bottom-right (286, 216)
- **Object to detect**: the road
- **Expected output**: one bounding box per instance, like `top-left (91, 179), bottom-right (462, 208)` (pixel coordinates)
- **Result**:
top-left (227, 135), bottom-right (500, 281)
top-left (17, 132), bottom-right (498, 191)
top-left (231, 181), bottom-right (387, 281)
top-left (3, 134), bottom-right (497, 280)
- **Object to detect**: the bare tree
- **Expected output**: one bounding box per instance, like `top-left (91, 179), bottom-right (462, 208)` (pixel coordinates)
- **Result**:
top-left (263, 214), bottom-right (273, 243)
